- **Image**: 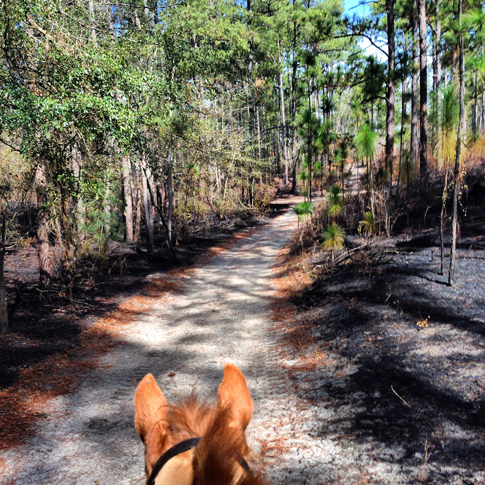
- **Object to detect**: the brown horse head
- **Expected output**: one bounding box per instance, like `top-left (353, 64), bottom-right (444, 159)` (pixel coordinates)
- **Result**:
top-left (134, 363), bottom-right (266, 485)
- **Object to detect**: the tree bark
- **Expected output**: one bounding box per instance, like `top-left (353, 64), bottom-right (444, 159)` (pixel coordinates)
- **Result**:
top-left (142, 161), bottom-right (154, 254)
top-left (307, 73), bottom-right (313, 201)
top-left (449, 0), bottom-right (465, 286)
top-left (89, 0), bottom-right (96, 44)
top-left (0, 207), bottom-right (7, 335)
top-left (385, 0), bottom-right (395, 188)
top-left (167, 138), bottom-right (174, 244)
top-left (105, 1), bottom-right (115, 44)
top-left (473, 75), bottom-right (479, 136)
top-left (122, 155), bottom-right (134, 243)
top-left (278, 43), bottom-right (289, 185)
top-left (290, 18), bottom-right (298, 195)
top-left (35, 165), bottom-right (52, 291)
top-left (134, 168), bottom-right (142, 244)
top-left (418, 0), bottom-right (428, 179)
top-left (481, 88), bottom-right (485, 135)
top-left (434, 0), bottom-right (442, 169)
top-left (72, 144), bottom-right (86, 245)
top-left (397, 64), bottom-right (406, 201)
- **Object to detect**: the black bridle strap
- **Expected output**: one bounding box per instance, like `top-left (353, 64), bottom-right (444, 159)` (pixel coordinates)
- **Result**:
top-left (147, 437), bottom-right (200, 485)
top-left (146, 437), bottom-right (252, 485)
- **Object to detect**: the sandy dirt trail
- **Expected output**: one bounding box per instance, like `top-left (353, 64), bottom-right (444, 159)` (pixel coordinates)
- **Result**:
top-left (1, 204), bottom-right (328, 485)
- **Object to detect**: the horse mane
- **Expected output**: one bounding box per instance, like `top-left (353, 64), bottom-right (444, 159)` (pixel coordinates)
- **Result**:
top-left (166, 396), bottom-right (266, 485)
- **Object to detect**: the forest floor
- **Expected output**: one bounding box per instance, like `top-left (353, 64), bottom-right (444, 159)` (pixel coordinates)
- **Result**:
top-left (0, 190), bottom-right (484, 484)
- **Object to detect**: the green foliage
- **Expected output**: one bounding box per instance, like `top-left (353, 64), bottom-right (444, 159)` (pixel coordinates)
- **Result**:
top-left (321, 223), bottom-right (345, 251)
top-left (294, 201), bottom-right (314, 221)
top-left (354, 124), bottom-right (378, 161)
top-left (442, 86), bottom-right (460, 133)
top-left (358, 211), bottom-right (376, 235)
top-left (327, 184), bottom-right (344, 219)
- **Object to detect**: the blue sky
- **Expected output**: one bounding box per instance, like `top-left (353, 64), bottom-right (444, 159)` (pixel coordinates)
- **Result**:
top-left (343, 0), bottom-right (387, 59)
top-left (343, 0), bottom-right (372, 18)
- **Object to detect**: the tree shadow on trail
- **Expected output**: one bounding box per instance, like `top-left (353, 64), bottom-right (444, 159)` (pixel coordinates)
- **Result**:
top-left (291, 244), bottom-right (485, 480)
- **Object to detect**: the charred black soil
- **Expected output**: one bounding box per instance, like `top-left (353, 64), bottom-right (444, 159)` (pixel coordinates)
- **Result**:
top-left (283, 187), bottom-right (485, 483)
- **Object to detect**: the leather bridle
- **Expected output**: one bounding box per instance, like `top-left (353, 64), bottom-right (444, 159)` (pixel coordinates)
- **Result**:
top-left (146, 437), bottom-right (251, 485)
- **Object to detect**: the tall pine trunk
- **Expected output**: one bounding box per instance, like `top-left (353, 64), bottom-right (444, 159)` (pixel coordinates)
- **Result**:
top-left (449, 0), bottom-right (465, 286)
top-left (418, 0), bottom-right (428, 179)
top-left (385, 0), bottom-right (395, 189)
top-left (397, 64), bottom-right (406, 201)
top-left (290, 19), bottom-right (298, 195)
top-left (411, 12), bottom-right (419, 168)
top-left (307, 74), bottom-right (313, 201)
top-left (278, 43), bottom-right (289, 185)
top-left (434, 0), bottom-right (442, 169)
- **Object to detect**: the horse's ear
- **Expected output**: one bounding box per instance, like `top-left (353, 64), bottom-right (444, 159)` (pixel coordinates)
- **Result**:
top-left (217, 363), bottom-right (253, 430)
top-left (134, 373), bottom-right (169, 444)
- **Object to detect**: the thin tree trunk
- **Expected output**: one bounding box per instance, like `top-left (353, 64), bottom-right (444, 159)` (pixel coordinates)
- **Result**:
top-left (449, 0), bottom-right (465, 286)
top-left (370, 157), bottom-right (375, 218)
top-left (440, 169), bottom-right (448, 274)
top-left (35, 166), bottom-right (52, 291)
top-left (435, 0), bottom-right (442, 169)
top-left (0, 207), bottom-right (7, 335)
top-left (122, 155), bottom-right (134, 243)
top-left (473, 75), bottom-right (479, 136)
top-left (89, 0), bottom-right (96, 43)
top-left (481, 59), bottom-right (485, 134)
top-left (134, 169), bottom-right (142, 244)
top-left (105, 1), bottom-right (115, 44)
top-left (167, 138), bottom-right (174, 244)
top-left (101, 172), bottom-right (111, 256)
top-left (142, 160), bottom-right (154, 254)
top-left (146, 175), bottom-right (177, 261)
top-left (418, 0), bottom-right (428, 179)
top-left (72, 144), bottom-right (85, 245)
top-left (307, 75), bottom-right (313, 201)
top-left (290, 17), bottom-right (298, 195)
top-left (256, 106), bottom-right (262, 161)
top-left (411, 11), bottom-right (419, 168)
top-left (386, 0), bottom-right (395, 189)
top-left (397, 69), bottom-right (406, 203)
top-left (278, 43), bottom-right (289, 185)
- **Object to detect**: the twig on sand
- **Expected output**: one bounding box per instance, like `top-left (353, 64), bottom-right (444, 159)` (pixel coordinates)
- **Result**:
top-left (391, 385), bottom-right (412, 408)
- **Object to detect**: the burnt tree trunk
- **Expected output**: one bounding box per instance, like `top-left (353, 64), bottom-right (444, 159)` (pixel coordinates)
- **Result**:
top-left (411, 12), bottom-right (419, 169)
top-left (0, 207), bottom-right (7, 335)
top-left (385, 0), bottom-right (396, 188)
top-left (418, 0), bottom-right (428, 179)
top-left (449, 0), bottom-right (465, 286)
top-left (434, 0), bottom-right (442, 169)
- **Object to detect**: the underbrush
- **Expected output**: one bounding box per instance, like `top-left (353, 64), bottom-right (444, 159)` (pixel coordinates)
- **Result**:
top-left (288, 159), bottom-right (485, 278)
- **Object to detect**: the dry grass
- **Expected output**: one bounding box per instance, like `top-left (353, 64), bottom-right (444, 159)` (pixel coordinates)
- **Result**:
top-left (270, 238), bottom-right (330, 380)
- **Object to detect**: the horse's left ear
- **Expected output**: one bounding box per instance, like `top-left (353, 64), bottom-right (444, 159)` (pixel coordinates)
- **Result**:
top-left (217, 363), bottom-right (253, 430)
top-left (134, 373), bottom-right (169, 444)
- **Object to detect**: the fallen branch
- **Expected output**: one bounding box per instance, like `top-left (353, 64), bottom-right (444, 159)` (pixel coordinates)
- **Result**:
top-left (391, 385), bottom-right (412, 408)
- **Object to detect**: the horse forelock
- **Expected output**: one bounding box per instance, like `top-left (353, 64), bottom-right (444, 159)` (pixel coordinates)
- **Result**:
top-left (151, 396), bottom-right (265, 485)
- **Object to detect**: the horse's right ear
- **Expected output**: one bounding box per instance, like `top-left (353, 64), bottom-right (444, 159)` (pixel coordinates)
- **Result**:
top-left (134, 373), bottom-right (168, 444)
top-left (217, 363), bottom-right (253, 431)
